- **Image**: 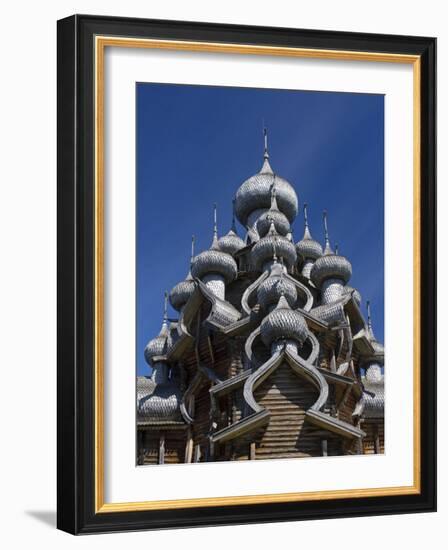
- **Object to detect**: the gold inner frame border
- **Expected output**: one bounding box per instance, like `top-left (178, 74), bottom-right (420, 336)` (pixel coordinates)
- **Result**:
top-left (94, 35), bottom-right (421, 513)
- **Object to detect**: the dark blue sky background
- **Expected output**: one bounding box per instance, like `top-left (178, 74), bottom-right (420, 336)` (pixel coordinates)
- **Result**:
top-left (136, 83), bottom-right (384, 376)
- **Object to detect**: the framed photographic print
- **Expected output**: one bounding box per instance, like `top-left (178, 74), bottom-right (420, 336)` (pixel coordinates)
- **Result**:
top-left (57, 14), bottom-right (436, 534)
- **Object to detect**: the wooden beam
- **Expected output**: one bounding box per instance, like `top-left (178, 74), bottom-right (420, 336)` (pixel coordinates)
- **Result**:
top-left (193, 444), bottom-right (201, 463)
top-left (158, 433), bottom-right (165, 465)
top-left (184, 427), bottom-right (193, 463)
top-left (249, 442), bottom-right (256, 460)
top-left (374, 425), bottom-right (380, 454)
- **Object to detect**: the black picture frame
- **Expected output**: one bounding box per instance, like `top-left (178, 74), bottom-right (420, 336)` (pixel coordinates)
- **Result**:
top-left (57, 14), bottom-right (436, 534)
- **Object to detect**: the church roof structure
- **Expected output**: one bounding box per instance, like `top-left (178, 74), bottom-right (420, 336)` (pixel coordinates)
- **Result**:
top-left (137, 129), bottom-right (385, 464)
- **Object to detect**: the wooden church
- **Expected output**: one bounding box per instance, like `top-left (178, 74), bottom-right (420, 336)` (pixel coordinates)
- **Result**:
top-left (137, 131), bottom-right (385, 465)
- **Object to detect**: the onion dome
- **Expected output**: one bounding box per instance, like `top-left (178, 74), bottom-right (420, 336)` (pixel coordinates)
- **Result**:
top-left (343, 285), bottom-right (362, 306)
top-left (138, 385), bottom-right (181, 421)
top-left (295, 204), bottom-right (323, 261)
top-left (234, 129), bottom-right (298, 226)
top-left (256, 185), bottom-right (291, 237)
top-left (169, 278), bottom-right (195, 311)
top-left (218, 200), bottom-right (245, 256)
top-left (169, 236), bottom-right (197, 311)
top-left (257, 262), bottom-right (297, 310)
top-left (191, 204), bottom-right (238, 283)
top-left (310, 211), bottom-right (352, 288)
top-left (311, 253), bottom-right (352, 288)
top-left (251, 221), bottom-right (297, 271)
top-left (365, 363), bottom-right (383, 383)
top-left (367, 301), bottom-right (385, 355)
top-left (260, 294), bottom-right (309, 348)
top-left (144, 292), bottom-right (170, 364)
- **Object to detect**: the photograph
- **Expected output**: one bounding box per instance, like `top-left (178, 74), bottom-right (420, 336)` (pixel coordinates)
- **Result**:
top-left (54, 12), bottom-right (436, 534)
top-left (135, 83), bottom-right (385, 465)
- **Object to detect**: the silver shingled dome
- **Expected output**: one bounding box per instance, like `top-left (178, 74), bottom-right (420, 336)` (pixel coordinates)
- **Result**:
top-left (295, 205), bottom-right (323, 261)
top-left (218, 229), bottom-right (245, 256)
top-left (260, 295), bottom-right (309, 347)
top-left (191, 248), bottom-right (238, 283)
top-left (296, 237), bottom-right (323, 261)
top-left (234, 157), bottom-right (298, 226)
top-left (256, 209), bottom-right (290, 237)
top-left (144, 323), bottom-right (169, 364)
top-left (169, 276), bottom-right (196, 311)
top-left (251, 233), bottom-right (297, 271)
top-left (310, 254), bottom-right (352, 288)
top-left (257, 275), bottom-right (297, 310)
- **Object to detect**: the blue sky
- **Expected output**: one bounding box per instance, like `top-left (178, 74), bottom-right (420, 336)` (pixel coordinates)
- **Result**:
top-left (136, 83), bottom-right (384, 376)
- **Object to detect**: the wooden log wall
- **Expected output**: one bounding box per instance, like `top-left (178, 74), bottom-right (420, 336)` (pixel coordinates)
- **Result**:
top-left (362, 420), bottom-right (385, 455)
top-left (138, 428), bottom-right (187, 465)
top-left (251, 362), bottom-right (326, 459)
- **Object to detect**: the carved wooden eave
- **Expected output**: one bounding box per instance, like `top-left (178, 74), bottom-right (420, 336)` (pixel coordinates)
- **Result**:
top-left (211, 410), bottom-right (271, 444)
top-left (352, 328), bottom-right (378, 357)
top-left (305, 409), bottom-right (365, 439)
top-left (137, 420), bottom-right (188, 430)
top-left (209, 369), bottom-right (251, 398)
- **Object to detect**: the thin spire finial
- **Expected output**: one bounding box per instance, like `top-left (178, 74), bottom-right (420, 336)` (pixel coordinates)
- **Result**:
top-left (213, 203), bottom-right (217, 236)
top-left (304, 203), bottom-right (309, 229)
top-left (263, 126), bottom-right (269, 160)
top-left (210, 203), bottom-right (219, 249)
top-left (366, 300), bottom-right (372, 331)
top-left (163, 291), bottom-right (168, 323)
top-left (335, 243), bottom-right (339, 255)
top-left (323, 210), bottom-right (333, 254)
top-left (231, 198), bottom-right (237, 232)
top-left (190, 235), bottom-right (195, 264)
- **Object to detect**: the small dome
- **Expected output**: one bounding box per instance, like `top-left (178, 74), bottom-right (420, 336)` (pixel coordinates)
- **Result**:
top-left (191, 249), bottom-right (238, 283)
top-left (251, 233), bottom-right (297, 271)
top-left (169, 276), bottom-right (196, 311)
top-left (257, 275), bottom-right (297, 310)
top-left (310, 254), bottom-right (352, 288)
top-left (257, 209), bottom-right (290, 237)
top-left (260, 295), bottom-right (309, 347)
top-left (296, 237), bottom-right (323, 261)
top-left (144, 324), bottom-right (169, 365)
top-left (137, 383), bottom-right (181, 421)
top-left (295, 205), bottom-right (323, 263)
top-left (343, 285), bottom-right (362, 306)
top-left (234, 158), bottom-right (298, 226)
top-left (365, 363), bottom-right (383, 382)
top-left (218, 229), bottom-right (245, 256)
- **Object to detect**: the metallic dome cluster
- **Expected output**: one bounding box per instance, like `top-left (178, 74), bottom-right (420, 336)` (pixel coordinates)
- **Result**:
top-left (139, 130), bottom-right (386, 439)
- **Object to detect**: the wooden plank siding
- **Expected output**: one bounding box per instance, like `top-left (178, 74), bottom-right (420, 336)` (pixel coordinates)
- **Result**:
top-left (251, 362), bottom-right (330, 459)
top-left (362, 420), bottom-right (385, 455)
top-left (139, 429), bottom-right (187, 465)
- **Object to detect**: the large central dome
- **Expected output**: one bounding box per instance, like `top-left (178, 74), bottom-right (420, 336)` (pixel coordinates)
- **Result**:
top-left (234, 155), bottom-right (298, 227)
